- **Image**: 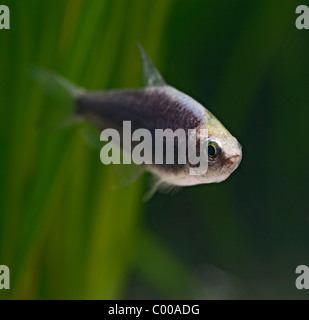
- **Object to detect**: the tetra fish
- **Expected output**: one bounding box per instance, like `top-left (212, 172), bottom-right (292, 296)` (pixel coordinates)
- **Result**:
top-left (32, 45), bottom-right (242, 193)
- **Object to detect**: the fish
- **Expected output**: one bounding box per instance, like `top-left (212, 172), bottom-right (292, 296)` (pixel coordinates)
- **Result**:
top-left (31, 45), bottom-right (242, 194)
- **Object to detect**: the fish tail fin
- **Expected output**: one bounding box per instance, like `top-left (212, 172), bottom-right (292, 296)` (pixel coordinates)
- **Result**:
top-left (30, 66), bottom-right (85, 129)
top-left (30, 66), bottom-right (83, 100)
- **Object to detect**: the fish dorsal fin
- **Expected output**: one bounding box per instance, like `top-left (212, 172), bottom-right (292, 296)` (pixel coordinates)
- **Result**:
top-left (138, 43), bottom-right (166, 87)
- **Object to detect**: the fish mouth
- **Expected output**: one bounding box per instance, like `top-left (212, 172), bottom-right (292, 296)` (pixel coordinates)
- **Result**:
top-left (223, 154), bottom-right (242, 169)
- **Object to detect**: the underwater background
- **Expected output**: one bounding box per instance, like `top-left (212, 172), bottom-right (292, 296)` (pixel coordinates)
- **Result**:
top-left (1, 0), bottom-right (309, 299)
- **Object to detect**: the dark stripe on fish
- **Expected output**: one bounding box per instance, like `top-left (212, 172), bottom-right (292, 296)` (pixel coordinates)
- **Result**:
top-left (76, 86), bottom-right (205, 132)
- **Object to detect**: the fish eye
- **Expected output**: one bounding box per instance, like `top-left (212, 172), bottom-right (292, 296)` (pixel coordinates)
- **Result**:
top-left (207, 139), bottom-right (220, 159)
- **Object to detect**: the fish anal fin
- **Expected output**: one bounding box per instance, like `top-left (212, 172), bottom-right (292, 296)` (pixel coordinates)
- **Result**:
top-left (142, 174), bottom-right (181, 202)
top-left (110, 161), bottom-right (145, 190)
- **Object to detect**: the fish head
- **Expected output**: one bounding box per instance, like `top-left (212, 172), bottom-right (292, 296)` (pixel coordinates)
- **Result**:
top-left (197, 112), bottom-right (242, 184)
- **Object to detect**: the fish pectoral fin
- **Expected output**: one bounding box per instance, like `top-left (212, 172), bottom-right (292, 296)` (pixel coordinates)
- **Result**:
top-left (80, 122), bottom-right (102, 149)
top-left (138, 43), bottom-right (166, 87)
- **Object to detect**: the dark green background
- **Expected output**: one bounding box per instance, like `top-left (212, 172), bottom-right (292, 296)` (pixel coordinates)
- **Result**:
top-left (0, 0), bottom-right (308, 299)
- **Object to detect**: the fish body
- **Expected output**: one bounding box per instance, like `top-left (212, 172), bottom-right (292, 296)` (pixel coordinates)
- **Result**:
top-left (32, 46), bottom-right (242, 188)
top-left (77, 85), bottom-right (208, 186)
